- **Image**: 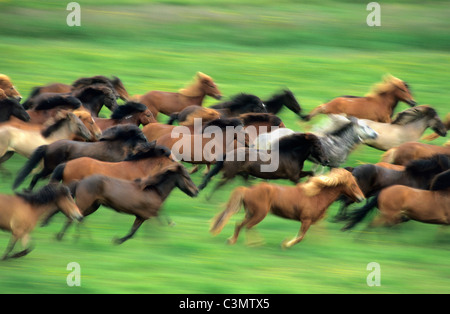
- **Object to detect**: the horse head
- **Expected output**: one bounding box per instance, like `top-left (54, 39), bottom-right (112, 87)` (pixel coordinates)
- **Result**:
top-left (0, 74), bottom-right (22, 101)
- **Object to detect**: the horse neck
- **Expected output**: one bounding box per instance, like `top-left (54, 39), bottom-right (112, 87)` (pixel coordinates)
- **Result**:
top-left (306, 185), bottom-right (343, 213)
top-left (150, 176), bottom-right (178, 201)
top-left (179, 93), bottom-right (206, 106)
top-left (30, 202), bottom-right (59, 221)
top-left (321, 128), bottom-right (360, 163)
top-left (399, 118), bottom-right (429, 137)
top-left (373, 91), bottom-right (399, 112)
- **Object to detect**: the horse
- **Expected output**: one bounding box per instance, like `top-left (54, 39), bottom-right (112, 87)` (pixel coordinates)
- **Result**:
top-left (334, 154), bottom-right (450, 221)
top-left (0, 97), bottom-right (30, 122)
top-left (56, 164), bottom-right (198, 243)
top-left (72, 109), bottom-right (103, 141)
top-left (0, 184), bottom-right (82, 260)
top-left (380, 140), bottom-right (450, 166)
top-left (263, 89), bottom-right (307, 119)
top-left (423, 113), bottom-right (450, 141)
top-left (137, 72), bottom-right (222, 118)
top-left (22, 75), bottom-right (130, 108)
top-left (198, 133), bottom-right (329, 197)
top-left (342, 174), bottom-right (450, 231)
top-left (361, 105), bottom-right (447, 151)
top-left (0, 74), bottom-right (22, 101)
top-left (304, 75), bottom-right (417, 123)
top-left (0, 110), bottom-right (92, 166)
top-left (12, 124), bottom-right (150, 191)
top-left (239, 112), bottom-right (286, 143)
top-left (209, 93), bottom-right (266, 117)
top-left (167, 106), bottom-right (221, 125)
top-left (50, 143), bottom-right (174, 185)
top-left (251, 128), bottom-right (295, 150)
top-left (209, 168), bottom-right (365, 248)
top-left (94, 101), bottom-right (157, 131)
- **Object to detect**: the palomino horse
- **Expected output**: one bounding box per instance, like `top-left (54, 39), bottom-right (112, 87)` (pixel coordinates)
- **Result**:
top-left (209, 93), bottom-right (266, 117)
top-left (0, 184), bottom-right (82, 260)
top-left (0, 110), bottom-right (92, 165)
top-left (380, 140), bottom-right (450, 166)
top-left (304, 75), bottom-right (417, 123)
top-left (0, 97), bottom-right (30, 122)
top-left (423, 113), bottom-right (450, 141)
top-left (361, 105), bottom-right (447, 151)
top-left (50, 142), bottom-right (174, 185)
top-left (263, 89), bottom-right (307, 119)
top-left (94, 101), bottom-right (157, 131)
top-left (23, 75), bottom-right (130, 108)
top-left (334, 154), bottom-right (450, 221)
top-left (0, 74), bottom-right (22, 101)
top-left (198, 133), bottom-right (329, 197)
top-left (13, 124), bottom-right (151, 191)
top-left (57, 164), bottom-right (198, 243)
top-left (137, 72), bottom-right (222, 118)
top-left (210, 168), bottom-right (365, 248)
top-left (343, 176), bottom-right (450, 231)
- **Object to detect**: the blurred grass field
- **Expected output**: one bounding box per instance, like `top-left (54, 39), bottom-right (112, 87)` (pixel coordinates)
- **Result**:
top-left (0, 1), bottom-right (449, 294)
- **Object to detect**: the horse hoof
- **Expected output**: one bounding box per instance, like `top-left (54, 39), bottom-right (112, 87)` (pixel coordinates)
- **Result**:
top-left (56, 233), bottom-right (64, 241)
top-left (281, 239), bottom-right (292, 249)
top-left (226, 238), bottom-right (236, 245)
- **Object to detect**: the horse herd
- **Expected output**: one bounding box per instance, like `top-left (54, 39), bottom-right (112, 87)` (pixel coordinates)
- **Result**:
top-left (0, 72), bottom-right (448, 260)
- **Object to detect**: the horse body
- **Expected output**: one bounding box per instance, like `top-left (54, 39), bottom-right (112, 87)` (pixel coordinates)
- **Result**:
top-left (381, 141), bottom-right (450, 165)
top-left (210, 168), bottom-right (365, 248)
top-left (305, 75), bottom-right (416, 123)
top-left (361, 105), bottom-right (447, 151)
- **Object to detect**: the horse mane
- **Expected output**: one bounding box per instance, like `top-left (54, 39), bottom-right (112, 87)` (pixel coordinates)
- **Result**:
top-left (72, 75), bottom-right (115, 91)
top-left (276, 133), bottom-right (318, 152)
top-left (99, 124), bottom-right (147, 142)
top-left (15, 184), bottom-right (70, 205)
top-left (33, 95), bottom-right (82, 111)
top-left (202, 117), bottom-right (243, 132)
top-left (302, 168), bottom-right (354, 196)
top-left (110, 102), bottom-right (147, 120)
top-left (124, 142), bottom-right (171, 161)
top-left (429, 169), bottom-right (450, 191)
top-left (137, 164), bottom-right (187, 195)
top-left (40, 111), bottom-right (73, 138)
top-left (181, 107), bottom-right (220, 126)
top-left (366, 74), bottom-right (407, 97)
top-left (391, 105), bottom-right (437, 125)
top-left (179, 72), bottom-right (214, 97)
top-left (72, 83), bottom-right (116, 101)
top-left (239, 112), bottom-right (283, 126)
top-left (405, 154), bottom-right (450, 177)
top-left (213, 93), bottom-right (262, 111)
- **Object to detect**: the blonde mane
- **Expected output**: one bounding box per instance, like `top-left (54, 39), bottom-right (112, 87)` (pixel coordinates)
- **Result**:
top-left (365, 74), bottom-right (405, 97)
top-left (301, 168), bottom-right (354, 196)
top-left (444, 140), bottom-right (450, 148)
top-left (179, 72), bottom-right (214, 97)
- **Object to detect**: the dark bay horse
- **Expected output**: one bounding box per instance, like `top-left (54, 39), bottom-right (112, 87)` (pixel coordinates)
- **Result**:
top-left (0, 74), bottom-right (22, 101)
top-left (0, 98), bottom-right (30, 122)
top-left (137, 72), bottom-right (222, 118)
top-left (210, 168), bottom-right (365, 248)
top-left (263, 89), bottom-right (307, 119)
top-left (13, 125), bottom-right (150, 191)
top-left (57, 164), bottom-right (198, 243)
top-left (334, 154), bottom-right (450, 221)
top-left (0, 184), bottom-right (82, 260)
top-left (198, 133), bottom-right (329, 197)
top-left (94, 101), bottom-right (157, 131)
top-left (209, 93), bottom-right (266, 117)
top-left (305, 75), bottom-right (417, 123)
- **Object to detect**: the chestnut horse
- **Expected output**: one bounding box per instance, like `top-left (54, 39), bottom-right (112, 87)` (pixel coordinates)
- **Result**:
top-left (304, 75), bottom-right (416, 123)
top-left (210, 168), bottom-right (365, 248)
top-left (0, 184), bottom-right (82, 260)
top-left (0, 74), bottom-right (22, 101)
top-left (137, 72), bottom-right (222, 118)
top-left (57, 164), bottom-right (198, 243)
top-left (94, 101), bottom-right (157, 131)
top-left (381, 140), bottom-right (450, 166)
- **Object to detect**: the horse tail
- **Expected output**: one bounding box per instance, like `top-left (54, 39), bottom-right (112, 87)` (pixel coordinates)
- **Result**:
top-left (303, 104), bottom-right (325, 121)
top-left (167, 113), bottom-right (179, 125)
top-left (198, 159), bottom-right (225, 190)
top-left (21, 86), bottom-right (41, 109)
top-left (380, 148), bottom-right (396, 163)
top-left (50, 163), bottom-right (66, 184)
top-left (342, 193), bottom-right (380, 231)
top-left (13, 145), bottom-right (48, 189)
top-left (67, 180), bottom-right (80, 198)
top-left (210, 186), bottom-right (247, 235)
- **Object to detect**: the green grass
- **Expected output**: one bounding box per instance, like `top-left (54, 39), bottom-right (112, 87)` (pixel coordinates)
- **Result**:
top-left (0, 1), bottom-right (449, 294)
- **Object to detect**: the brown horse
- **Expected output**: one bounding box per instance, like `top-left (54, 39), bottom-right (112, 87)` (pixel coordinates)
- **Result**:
top-left (94, 101), bottom-right (157, 131)
top-left (381, 140), bottom-right (450, 165)
top-left (0, 184), bottom-right (82, 260)
top-left (57, 164), bottom-right (198, 243)
top-left (305, 75), bottom-right (416, 123)
top-left (50, 143), bottom-right (174, 185)
top-left (167, 105), bottom-right (221, 126)
top-left (137, 72), bottom-right (222, 118)
top-left (210, 168), bottom-right (365, 248)
top-left (0, 74), bottom-right (22, 101)
top-left (239, 112), bottom-right (286, 144)
top-left (423, 113), bottom-right (450, 141)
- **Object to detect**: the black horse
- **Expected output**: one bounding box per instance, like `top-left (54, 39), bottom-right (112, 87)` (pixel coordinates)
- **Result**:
top-left (13, 125), bottom-right (151, 191)
top-left (335, 154), bottom-right (450, 222)
top-left (209, 93), bottom-right (267, 117)
top-left (0, 98), bottom-right (30, 122)
top-left (263, 89), bottom-right (307, 120)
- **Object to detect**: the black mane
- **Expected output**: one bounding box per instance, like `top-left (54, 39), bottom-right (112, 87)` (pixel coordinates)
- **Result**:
top-left (124, 143), bottom-right (171, 161)
top-left (99, 124), bottom-right (148, 142)
top-left (16, 184), bottom-right (70, 205)
top-left (405, 154), bottom-right (450, 178)
top-left (210, 93), bottom-right (263, 111)
top-left (239, 112), bottom-right (282, 126)
top-left (202, 117), bottom-right (243, 132)
top-left (41, 113), bottom-right (71, 138)
top-left (430, 169), bottom-right (450, 191)
top-left (33, 95), bottom-right (81, 111)
top-left (111, 102), bottom-right (147, 120)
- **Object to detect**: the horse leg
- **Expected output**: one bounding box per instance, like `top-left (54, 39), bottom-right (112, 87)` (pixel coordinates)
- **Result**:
top-left (228, 204), bottom-right (268, 246)
top-left (281, 219), bottom-right (312, 249)
top-left (189, 165), bottom-right (200, 174)
top-left (114, 216), bottom-right (146, 245)
top-left (1, 236), bottom-right (18, 260)
top-left (28, 167), bottom-right (53, 191)
top-left (10, 234), bottom-right (33, 259)
top-left (0, 151), bottom-right (14, 164)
